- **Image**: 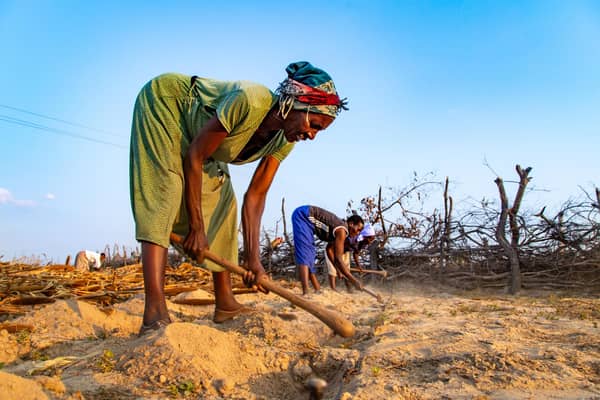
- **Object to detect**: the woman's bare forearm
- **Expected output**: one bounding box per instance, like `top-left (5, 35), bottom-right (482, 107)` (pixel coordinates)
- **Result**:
top-left (241, 156), bottom-right (279, 269)
top-left (242, 190), bottom-right (266, 265)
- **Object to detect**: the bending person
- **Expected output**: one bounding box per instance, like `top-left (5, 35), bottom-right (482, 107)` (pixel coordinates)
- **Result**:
top-left (130, 62), bottom-right (347, 334)
top-left (325, 223), bottom-right (376, 291)
top-left (291, 205), bottom-right (364, 295)
top-left (74, 250), bottom-right (106, 272)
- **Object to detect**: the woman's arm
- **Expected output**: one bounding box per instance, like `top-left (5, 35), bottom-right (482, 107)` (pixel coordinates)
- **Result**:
top-left (333, 230), bottom-right (363, 289)
top-left (241, 155), bottom-right (281, 284)
top-left (182, 115), bottom-right (228, 262)
top-left (352, 251), bottom-right (363, 271)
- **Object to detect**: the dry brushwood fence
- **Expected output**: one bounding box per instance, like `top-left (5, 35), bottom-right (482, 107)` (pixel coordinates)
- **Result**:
top-left (261, 165), bottom-right (600, 294)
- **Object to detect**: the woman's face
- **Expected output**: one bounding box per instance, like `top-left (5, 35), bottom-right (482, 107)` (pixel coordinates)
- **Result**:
top-left (281, 110), bottom-right (335, 143)
top-left (348, 222), bottom-right (364, 238)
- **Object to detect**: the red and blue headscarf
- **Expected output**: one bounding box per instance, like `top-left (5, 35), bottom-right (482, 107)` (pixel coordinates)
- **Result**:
top-left (276, 61), bottom-right (348, 119)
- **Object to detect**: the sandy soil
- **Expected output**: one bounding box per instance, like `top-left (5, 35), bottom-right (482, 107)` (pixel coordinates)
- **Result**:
top-left (0, 274), bottom-right (598, 400)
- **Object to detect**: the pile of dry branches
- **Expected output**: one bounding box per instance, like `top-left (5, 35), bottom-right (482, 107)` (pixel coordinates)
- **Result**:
top-left (0, 262), bottom-right (213, 322)
top-left (262, 166), bottom-right (600, 293)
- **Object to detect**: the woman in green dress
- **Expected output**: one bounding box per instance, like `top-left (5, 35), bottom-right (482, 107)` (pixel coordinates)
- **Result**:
top-left (130, 61), bottom-right (347, 334)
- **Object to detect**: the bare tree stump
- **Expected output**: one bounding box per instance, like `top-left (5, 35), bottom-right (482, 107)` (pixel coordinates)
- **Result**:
top-left (494, 165), bottom-right (532, 294)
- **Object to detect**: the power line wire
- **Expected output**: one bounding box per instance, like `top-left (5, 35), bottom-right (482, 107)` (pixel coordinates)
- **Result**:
top-left (0, 114), bottom-right (127, 149)
top-left (0, 103), bottom-right (123, 138)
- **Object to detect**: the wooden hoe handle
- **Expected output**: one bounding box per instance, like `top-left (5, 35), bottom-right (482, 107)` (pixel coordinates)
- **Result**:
top-left (350, 267), bottom-right (388, 278)
top-left (170, 233), bottom-right (355, 338)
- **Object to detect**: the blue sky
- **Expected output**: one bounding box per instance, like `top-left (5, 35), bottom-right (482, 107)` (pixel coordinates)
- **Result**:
top-left (1, 0), bottom-right (599, 262)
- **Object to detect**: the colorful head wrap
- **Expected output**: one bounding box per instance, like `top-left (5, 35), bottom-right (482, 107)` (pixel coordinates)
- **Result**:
top-left (360, 224), bottom-right (375, 238)
top-left (276, 61), bottom-right (348, 119)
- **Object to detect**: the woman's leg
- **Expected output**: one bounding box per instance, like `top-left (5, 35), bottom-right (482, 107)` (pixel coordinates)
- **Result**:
top-left (325, 244), bottom-right (337, 290)
top-left (212, 270), bottom-right (254, 323)
top-left (141, 241), bottom-right (171, 326)
top-left (328, 274), bottom-right (337, 290)
top-left (299, 264), bottom-right (311, 295)
top-left (309, 272), bottom-right (321, 293)
top-left (292, 207), bottom-right (317, 295)
top-left (213, 270), bottom-right (244, 311)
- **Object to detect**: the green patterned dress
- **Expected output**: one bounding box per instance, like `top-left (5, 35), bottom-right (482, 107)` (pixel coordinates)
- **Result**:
top-left (130, 73), bottom-right (294, 271)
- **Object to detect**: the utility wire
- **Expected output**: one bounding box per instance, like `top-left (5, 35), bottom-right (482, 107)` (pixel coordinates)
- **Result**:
top-left (0, 103), bottom-right (123, 138)
top-left (0, 114), bottom-right (127, 149)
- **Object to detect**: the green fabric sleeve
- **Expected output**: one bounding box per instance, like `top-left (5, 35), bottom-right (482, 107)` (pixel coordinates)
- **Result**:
top-left (216, 89), bottom-right (251, 134)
